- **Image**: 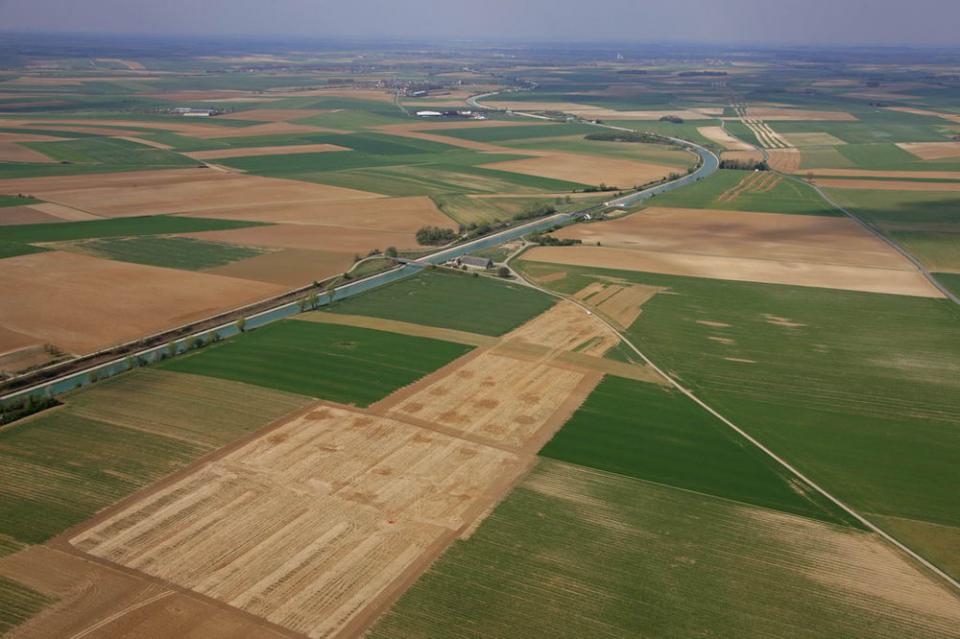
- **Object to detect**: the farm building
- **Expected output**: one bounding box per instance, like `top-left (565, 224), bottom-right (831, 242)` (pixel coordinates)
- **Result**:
top-left (456, 255), bottom-right (494, 270)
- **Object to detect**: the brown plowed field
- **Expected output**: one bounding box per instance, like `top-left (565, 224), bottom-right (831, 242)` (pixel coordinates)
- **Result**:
top-left (183, 222), bottom-right (424, 253)
top-left (0, 546), bottom-right (293, 639)
top-left (0, 141), bottom-right (55, 163)
top-left (71, 404), bottom-right (529, 639)
top-left (28, 202), bottom-right (103, 221)
top-left (897, 142), bottom-right (960, 160)
top-left (814, 178), bottom-right (960, 191)
top-left (204, 248), bottom-right (356, 286)
top-left (184, 143), bottom-right (348, 160)
top-left (0, 206), bottom-right (60, 226)
top-left (554, 207), bottom-right (913, 269)
top-left (0, 251), bottom-right (285, 354)
top-left (524, 245), bottom-right (943, 298)
top-left (0, 169), bottom-right (378, 217)
top-left (482, 153), bottom-right (673, 188)
top-left (180, 195), bottom-right (449, 233)
top-left (809, 168), bottom-right (960, 180)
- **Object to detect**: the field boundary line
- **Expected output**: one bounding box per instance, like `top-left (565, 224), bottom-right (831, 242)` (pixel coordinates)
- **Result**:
top-left (505, 247), bottom-right (960, 595)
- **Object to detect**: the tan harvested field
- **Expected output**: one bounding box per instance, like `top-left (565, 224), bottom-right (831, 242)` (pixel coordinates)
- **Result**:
top-left (0, 325), bottom-right (41, 356)
top-left (27, 202), bottom-right (103, 221)
top-left (524, 245), bottom-right (943, 297)
top-left (897, 142), bottom-right (960, 160)
top-left (555, 207), bottom-right (913, 269)
top-left (0, 131), bottom-right (64, 143)
top-left (743, 107), bottom-right (857, 121)
top-left (180, 195), bottom-right (449, 232)
top-left (0, 205), bottom-right (60, 226)
top-left (0, 251), bottom-right (285, 354)
top-left (814, 178), bottom-right (960, 191)
top-left (809, 168), bottom-right (960, 180)
top-left (574, 281), bottom-right (665, 329)
top-left (0, 169), bottom-right (378, 217)
top-left (375, 120), bottom-right (543, 153)
top-left (184, 143), bottom-right (348, 160)
top-left (204, 248), bottom-right (356, 286)
top-left (0, 344), bottom-right (56, 375)
top-left (221, 108), bottom-right (326, 122)
top-left (482, 153), bottom-right (673, 188)
top-left (783, 132), bottom-right (847, 146)
top-left (0, 141), bottom-right (55, 163)
top-left (884, 106), bottom-right (960, 124)
top-left (297, 313), bottom-right (496, 348)
top-left (504, 301), bottom-right (618, 356)
top-left (183, 222), bottom-right (424, 253)
top-left (0, 546), bottom-right (292, 639)
top-left (697, 126), bottom-right (754, 150)
top-left (71, 403), bottom-right (529, 639)
top-left (767, 148), bottom-right (803, 172)
top-left (388, 351), bottom-right (594, 450)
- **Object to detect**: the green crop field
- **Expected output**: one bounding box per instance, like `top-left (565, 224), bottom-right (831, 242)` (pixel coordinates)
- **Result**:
top-left (0, 195), bottom-right (41, 208)
top-left (325, 268), bottom-right (555, 335)
top-left (516, 260), bottom-right (960, 579)
top-left (371, 459), bottom-right (956, 639)
top-left (933, 272), bottom-right (960, 298)
top-left (71, 235), bottom-right (267, 270)
top-left (431, 123), bottom-right (595, 143)
top-left (541, 375), bottom-right (853, 524)
top-left (888, 231), bottom-right (960, 272)
top-left (0, 411), bottom-right (198, 544)
top-left (0, 242), bottom-right (47, 260)
top-left (160, 320), bottom-right (472, 405)
top-left (432, 193), bottom-right (599, 226)
top-left (500, 136), bottom-right (697, 168)
top-left (826, 188), bottom-right (960, 230)
top-left (0, 577), bottom-right (54, 636)
top-left (648, 169), bottom-right (841, 216)
top-left (0, 215), bottom-right (264, 258)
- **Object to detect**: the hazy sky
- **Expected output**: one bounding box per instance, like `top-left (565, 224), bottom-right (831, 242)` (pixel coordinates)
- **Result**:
top-left (1, 0), bottom-right (958, 45)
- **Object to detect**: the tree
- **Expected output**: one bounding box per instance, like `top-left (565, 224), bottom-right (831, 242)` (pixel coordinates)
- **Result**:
top-left (385, 246), bottom-right (398, 258)
top-left (236, 317), bottom-right (247, 333)
top-left (497, 266), bottom-right (511, 278)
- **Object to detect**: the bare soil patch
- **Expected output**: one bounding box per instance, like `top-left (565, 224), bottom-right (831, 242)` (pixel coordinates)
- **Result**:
top-left (204, 248), bottom-right (355, 286)
top-left (71, 404), bottom-right (528, 639)
top-left (554, 207), bottom-right (912, 269)
top-left (574, 281), bottom-right (665, 329)
top-left (897, 142), bottom-right (960, 160)
top-left (0, 325), bottom-right (41, 356)
top-left (810, 168), bottom-right (960, 180)
top-left (185, 143), bottom-right (348, 160)
top-left (814, 178), bottom-right (960, 192)
top-left (297, 313), bottom-right (495, 347)
top-left (183, 222), bottom-right (424, 253)
top-left (0, 142), bottom-right (55, 163)
top-left (0, 206), bottom-right (60, 226)
top-left (180, 195), bottom-right (448, 233)
top-left (524, 245), bottom-right (942, 297)
top-left (482, 153), bottom-right (673, 188)
top-left (0, 251), bottom-right (285, 354)
top-left (27, 202), bottom-right (102, 221)
top-left (698, 126), bottom-right (753, 150)
top-left (0, 169), bottom-right (378, 218)
top-left (0, 546), bottom-right (290, 639)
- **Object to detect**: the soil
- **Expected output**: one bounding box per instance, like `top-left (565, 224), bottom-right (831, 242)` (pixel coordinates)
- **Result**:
top-left (482, 153), bottom-right (673, 189)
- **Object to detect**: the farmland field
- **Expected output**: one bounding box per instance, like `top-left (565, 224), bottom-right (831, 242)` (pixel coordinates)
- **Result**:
top-left (325, 269), bottom-right (556, 335)
top-left (67, 235), bottom-right (268, 270)
top-left (370, 459), bottom-right (960, 639)
top-left (540, 375), bottom-right (853, 523)
top-left (159, 320), bottom-right (474, 405)
top-left (0, 576), bottom-right (53, 636)
top-left (515, 260), bottom-right (960, 579)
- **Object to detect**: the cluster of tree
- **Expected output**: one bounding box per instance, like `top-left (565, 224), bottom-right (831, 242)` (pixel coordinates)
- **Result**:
top-left (528, 231), bottom-right (582, 247)
top-left (585, 131), bottom-right (664, 144)
top-left (415, 226), bottom-right (458, 245)
top-left (719, 159), bottom-right (769, 171)
top-left (513, 203), bottom-right (557, 221)
top-left (0, 394), bottom-right (60, 426)
top-left (659, 115), bottom-right (684, 124)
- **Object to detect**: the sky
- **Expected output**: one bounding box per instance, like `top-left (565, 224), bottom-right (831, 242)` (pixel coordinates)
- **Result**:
top-left (0, 0), bottom-right (958, 46)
